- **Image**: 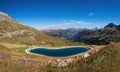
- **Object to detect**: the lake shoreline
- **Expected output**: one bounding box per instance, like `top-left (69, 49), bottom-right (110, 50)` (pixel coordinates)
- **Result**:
top-left (25, 46), bottom-right (91, 58)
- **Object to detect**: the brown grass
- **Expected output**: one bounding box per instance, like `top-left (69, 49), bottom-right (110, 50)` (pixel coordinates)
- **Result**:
top-left (0, 42), bottom-right (26, 49)
top-left (0, 43), bottom-right (120, 72)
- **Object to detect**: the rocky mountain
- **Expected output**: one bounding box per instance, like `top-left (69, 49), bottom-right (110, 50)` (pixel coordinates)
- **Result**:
top-left (104, 23), bottom-right (117, 28)
top-left (41, 23), bottom-right (120, 45)
top-left (73, 23), bottom-right (120, 45)
top-left (0, 12), bottom-right (74, 46)
top-left (116, 25), bottom-right (120, 30)
top-left (1, 11), bottom-right (119, 45)
top-left (41, 28), bottom-right (83, 40)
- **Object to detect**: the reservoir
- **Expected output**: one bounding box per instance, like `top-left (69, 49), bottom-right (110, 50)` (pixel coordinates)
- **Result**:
top-left (27, 47), bottom-right (89, 57)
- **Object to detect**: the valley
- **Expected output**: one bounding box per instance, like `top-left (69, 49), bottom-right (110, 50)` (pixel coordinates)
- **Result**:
top-left (0, 41), bottom-right (120, 72)
top-left (0, 10), bottom-right (120, 72)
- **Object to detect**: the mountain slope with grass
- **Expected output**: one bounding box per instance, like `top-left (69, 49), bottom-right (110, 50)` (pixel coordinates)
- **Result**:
top-left (0, 12), bottom-right (78, 47)
top-left (0, 43), bottom-right (120, 72)
top-left (41, 23), bottom-right (120, 45)
top-left (44, 43), bottom-right (120, 72)
top-left (41, 28), bottom-right (83, 40)
top-left (73, 23), bottom-right (120, 45)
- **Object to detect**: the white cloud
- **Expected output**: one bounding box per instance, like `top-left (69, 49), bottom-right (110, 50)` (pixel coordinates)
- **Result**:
top-left (41, 26), bottom-right (61, 30)
top-left (40, 20), bottom-right (92, 30)
top-left (63, 20), bottom-right (91, 25)
top-left (88, 12), bottom-right (94, 16)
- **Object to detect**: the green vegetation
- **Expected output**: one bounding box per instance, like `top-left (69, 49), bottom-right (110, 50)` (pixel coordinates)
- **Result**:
top-left (12, 46), bottom-right (29, 52)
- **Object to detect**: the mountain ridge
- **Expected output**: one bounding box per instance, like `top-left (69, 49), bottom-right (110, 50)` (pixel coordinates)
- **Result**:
top-left (42, 23), bottom-right (120, 45)
top-left (73, 23), bottom-right (120, 44)
top-left (42, 28), bottom-right (84, 40)
top-left (0, 11), bottom-right (77, 46)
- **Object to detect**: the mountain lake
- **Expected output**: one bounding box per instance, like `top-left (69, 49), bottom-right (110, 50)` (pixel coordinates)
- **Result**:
top-left (26, 47), bottom-right (89, 57)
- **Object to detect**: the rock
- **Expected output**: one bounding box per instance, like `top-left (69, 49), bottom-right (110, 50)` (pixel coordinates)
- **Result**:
top-left (1, 30), bottom-right (28, 38)
top-left (18, 58), bottom-right (26, 64)
top-left (39, 62), bottom-right (47, 67)
top-left (51, 61), bottom-right (57, 67)
top-left (58, 61), bottom-right (67, 67)
top-left (66, 58), bottom-right (73, 63)
top-left (81, 53), bottom-right (90, 58)
top-left (1, 54), bottom-right (11, 59)
top-left (57, 59), bottom-right (62, 62)
top-left (3, 32), bottom-right (12, 38)
top-left (48, 60), bottom-right (52, 64)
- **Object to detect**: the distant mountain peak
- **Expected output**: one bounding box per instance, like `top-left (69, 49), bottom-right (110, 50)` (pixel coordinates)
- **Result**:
top-left (0, 11), bottom-right (8, 16)
top-left (104, 23), bottom-right (117, 28)
top-left (116, 25), bottom-right (120, 30)
top-left (41, 26), bottom-right (61, 31)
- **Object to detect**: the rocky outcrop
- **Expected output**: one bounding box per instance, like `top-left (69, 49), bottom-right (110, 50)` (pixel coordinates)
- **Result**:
top-left (1, 30), bottom-right (28, 38)
top-left (58, 61), bottom-right (67, 67)
top-left (81, 53), bottom-right (90, 58)
top-left (1, 53), bottom-right (11, 59)
top-left (73, 23), bottom-right (120, 45)
top-left (18, 58), bottom-right (26, 64)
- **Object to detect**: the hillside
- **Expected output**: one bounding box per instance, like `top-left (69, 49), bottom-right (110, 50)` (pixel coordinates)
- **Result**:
top-left (45, 43), bottom-right (120, 72)
top-left (0, 12), bottom-right (78, 47)
top-left (73, 23), bottom-right (120, 45)
top-left (0, 42), bottom-right (120, 72)
top-left (41, 23), bottom-right (120, 45)
top-left (41, 28), bottom-right (83, 40)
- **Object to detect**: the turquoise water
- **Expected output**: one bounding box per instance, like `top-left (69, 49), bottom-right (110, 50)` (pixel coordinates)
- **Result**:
top-left (28, 47), bottom-right (89, 57)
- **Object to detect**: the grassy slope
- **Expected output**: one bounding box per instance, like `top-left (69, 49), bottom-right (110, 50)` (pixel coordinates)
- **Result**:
top-left (45, 43), bottom-right (120, 72)
top-left (0, 43), bottom-right (120, 72)
top-left (0, 15), bottom-right (81, 47)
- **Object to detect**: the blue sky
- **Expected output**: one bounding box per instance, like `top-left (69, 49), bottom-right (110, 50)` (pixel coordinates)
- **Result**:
top-left (0, 0), bottom-right (120, 29)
